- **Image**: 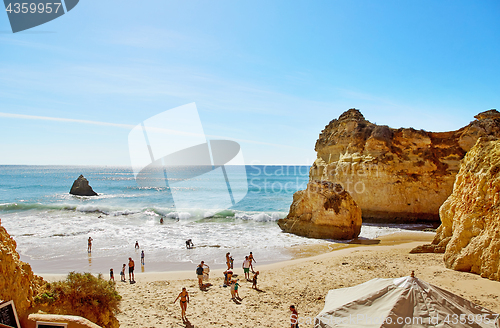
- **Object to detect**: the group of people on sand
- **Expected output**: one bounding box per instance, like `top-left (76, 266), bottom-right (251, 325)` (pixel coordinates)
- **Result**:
top-left (173, 252), bottom-right (262, 323)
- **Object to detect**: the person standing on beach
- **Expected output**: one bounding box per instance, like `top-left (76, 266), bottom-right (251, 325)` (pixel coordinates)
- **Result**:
top-left (234, 280), bottom-right (240, 299)
top-left (110, 268), bottom-right (114, 281)
top-left (87, 237), bottom-right (93, 253)
top-left (290, 305), bottom-right (299, 328)
top-left (249, 252), bottom-right (256, 273)
top-left (174, 287), bottom-right (189, 322)
top-left (252, 271), bottom-right (259, 289)
top-left (230, 280), bottom-right (236, 300)
top-left (226, 252), bottom-right (231, 270)
top-left (120, 264), bottom-right (126, 282)
top-left (128, 257), bottom-right (135, 282)
top-left (141, 250), bottom-right (145, 265)
top-left (243, 256), bottom-right (251, 280)
top-left (196, 264), bottom-right (204, 288)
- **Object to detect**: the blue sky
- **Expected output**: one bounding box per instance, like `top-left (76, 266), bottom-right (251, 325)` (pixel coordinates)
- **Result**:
top-left (1, 0), bottom-right (499, 165)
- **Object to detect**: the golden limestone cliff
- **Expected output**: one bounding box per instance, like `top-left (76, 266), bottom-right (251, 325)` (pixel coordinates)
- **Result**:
top-left (0, 220), bottom-right (45, 327)
top-left (0, 220), bottom-right (121, 328)
top-left (277, 180), bottom-right (362, 239)
top-left (430, 137), bottom-right (500, 281)
top-left (309, 108), bottom-right (500, 222)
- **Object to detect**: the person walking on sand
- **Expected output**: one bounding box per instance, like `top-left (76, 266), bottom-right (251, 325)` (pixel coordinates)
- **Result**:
top-left (249, 252), bottom-right (256, 273)
top-left (141, 250), bottom-right (145, 265)
top-left (290, 305), bottom-right (299, 328)
top-left (243, 256), bottom-right (251, 280)
top-left (230, 279), bottom-right (236, 300)
top-left (135, 241), bottom-right (140, 249)
top-left (128, 257), bottom-right (135, 282)
top-left (174, 287), bottom-right (189, 321)
top-left (252, 271), bottom-right (259, 289)
top-left (120, 264), bottom-right (126, 282)
top-left (87, 236), bottom-right (93, 253)
top-left (109, 268), bottom-right (114, 281)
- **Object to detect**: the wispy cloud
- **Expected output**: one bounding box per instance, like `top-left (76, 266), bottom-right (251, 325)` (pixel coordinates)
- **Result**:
top-left (0, 112), bottom-right (135, 129)
top-left (0, 111), bottom-right (308, 150)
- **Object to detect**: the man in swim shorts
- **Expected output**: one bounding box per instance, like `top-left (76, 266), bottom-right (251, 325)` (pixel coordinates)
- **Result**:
top-left (242, 256), bottom-right (251, 280)
top-left (128, 257), bottom-right (135, 282)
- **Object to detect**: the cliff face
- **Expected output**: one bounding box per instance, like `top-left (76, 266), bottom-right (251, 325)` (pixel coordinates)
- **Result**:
top-left (432, 137), bottom-right (500, 280)
top-left (0, 220), bottom-right (45, 326)
top-left (309, 108), bottom-right (500, 222)
top-left (278, 180), bottom-right (362, 239)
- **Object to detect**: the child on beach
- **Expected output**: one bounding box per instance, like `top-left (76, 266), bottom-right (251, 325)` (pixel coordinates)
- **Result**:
top-left (109, 268), bottom-right (114, 281)
top-left (227, 270), bottom-right (232, 284)
top-left (290, 305), bottom-right (299, 328)
top-left (141, 250), bottom-right (145, 265)
top-left (230, 280), bottom-right (236, 300)
top-left (120, 264), bottom-right (126, 282)
top-left (252, 271), bottom-right (259, 289)
top-left (174, 287), bottom-right (189, 322)
top-left (234, 280), bottom-right (240, 299)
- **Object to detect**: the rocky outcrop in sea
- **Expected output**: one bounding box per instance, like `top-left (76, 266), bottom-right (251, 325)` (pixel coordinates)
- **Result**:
top-left (69, 175), bottom-right (98, 196)
top-left (278, 180), bottom-right (362, 239)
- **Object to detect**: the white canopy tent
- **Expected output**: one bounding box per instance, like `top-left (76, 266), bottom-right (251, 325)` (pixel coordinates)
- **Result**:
top-left (315, 273), bottom-right (499, 328)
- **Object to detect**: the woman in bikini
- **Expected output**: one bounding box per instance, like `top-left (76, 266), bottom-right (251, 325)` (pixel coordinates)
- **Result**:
top-left (174, 287), bottom-right (190, 321)
top-left (226, 252), bottom-right (231, 270)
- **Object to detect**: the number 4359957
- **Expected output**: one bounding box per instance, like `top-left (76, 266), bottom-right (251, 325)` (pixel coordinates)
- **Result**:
top-left (6, 2), bottom-right (62, 14)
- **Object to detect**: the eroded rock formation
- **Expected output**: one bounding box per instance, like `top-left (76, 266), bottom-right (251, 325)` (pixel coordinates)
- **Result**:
top-left (430, 137), bottom-right (500, 280)
top-left (70, 175), bottom-right (98, 196)
top-left (0, 219), bottom-right (45, 327)
top-left (278, 180), bottom-right (362, 239)
top-left (309, 108), bottom-right (500, 222)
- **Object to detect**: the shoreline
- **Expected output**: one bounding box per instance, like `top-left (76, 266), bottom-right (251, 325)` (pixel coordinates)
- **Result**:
top-left (103, 231), bottom-right (500, 327)
top-left (40, 231), bottom-right (434, 282)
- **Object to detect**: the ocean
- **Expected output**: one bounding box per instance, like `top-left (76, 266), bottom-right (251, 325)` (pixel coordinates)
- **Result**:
top-left (0, 165), bottom-right (432, 274)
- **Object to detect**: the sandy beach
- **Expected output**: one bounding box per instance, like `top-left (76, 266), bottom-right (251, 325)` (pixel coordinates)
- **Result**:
top-left (41, 232), bottom-right (500, 327)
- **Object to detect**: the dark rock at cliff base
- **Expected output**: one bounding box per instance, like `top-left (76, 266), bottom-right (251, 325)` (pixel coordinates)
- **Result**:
top-left (70, 175), bottom-right (98, 196)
